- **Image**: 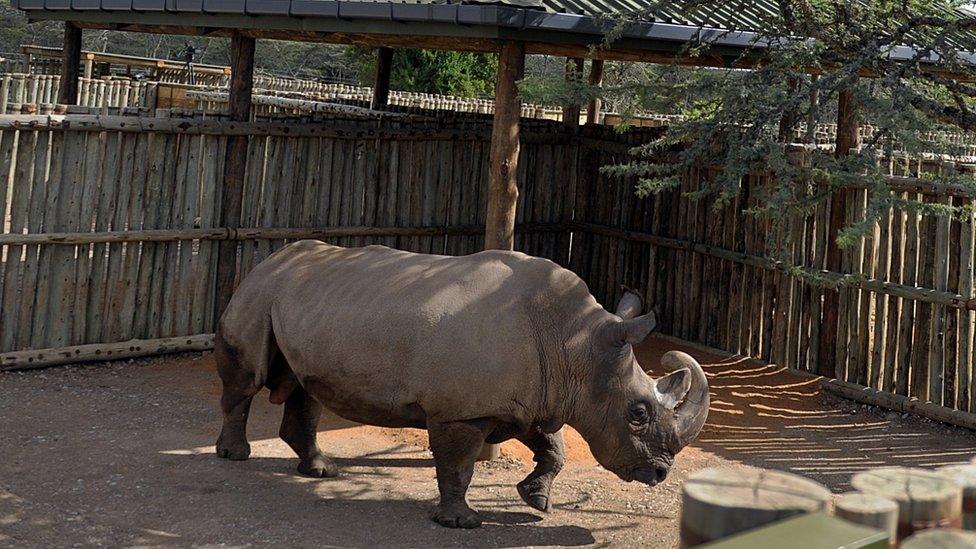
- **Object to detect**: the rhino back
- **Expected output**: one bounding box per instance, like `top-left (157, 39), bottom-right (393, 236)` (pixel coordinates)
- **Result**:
top-left (238, 240), bottom-right (602, 425)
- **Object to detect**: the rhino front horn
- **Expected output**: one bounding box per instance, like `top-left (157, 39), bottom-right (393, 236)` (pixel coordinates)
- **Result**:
top-left (661, 351), bottom-right (709, 447)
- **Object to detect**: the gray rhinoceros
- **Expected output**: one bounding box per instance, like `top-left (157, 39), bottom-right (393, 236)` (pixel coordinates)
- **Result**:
top-left (214, 241), bottom-right (709, 528)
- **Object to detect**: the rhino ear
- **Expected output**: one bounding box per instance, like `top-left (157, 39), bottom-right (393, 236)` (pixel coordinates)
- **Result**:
top-left (614, 285), bottom-right (644, 320)
top-left (655, 368), bottom-right (691, 410)
top-left (606, 310), bottom-right (658, 347)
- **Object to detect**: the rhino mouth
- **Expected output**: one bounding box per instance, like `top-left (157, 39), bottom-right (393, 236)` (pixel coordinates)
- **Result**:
top-left (629, 466), bottom-right (668, 486)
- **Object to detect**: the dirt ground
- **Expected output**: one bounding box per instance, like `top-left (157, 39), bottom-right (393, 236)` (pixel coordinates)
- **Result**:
top-left (3, 336), bottom-right (976, 548)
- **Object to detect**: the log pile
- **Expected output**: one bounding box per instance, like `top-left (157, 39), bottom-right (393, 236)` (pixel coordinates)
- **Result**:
top-left (681, 464), bottom-right (976, 547)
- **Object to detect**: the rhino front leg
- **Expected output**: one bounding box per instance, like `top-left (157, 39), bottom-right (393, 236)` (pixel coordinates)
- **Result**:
top-left (516, 428), bottom-right (565, 512)
top-left (427, 419), bottom-right (493, 529)
top-left (279, 384), bottom-right (338, 478)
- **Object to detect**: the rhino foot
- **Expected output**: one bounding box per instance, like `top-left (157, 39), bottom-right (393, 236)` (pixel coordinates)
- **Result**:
top-left (517, 478), bottom-right (553, 512)
top-left (215, 435), bottom-right (251, 461)
top-left (297, 454), bottom-right (339, 478)
top-left (432, 504), bottom-right (482, 529)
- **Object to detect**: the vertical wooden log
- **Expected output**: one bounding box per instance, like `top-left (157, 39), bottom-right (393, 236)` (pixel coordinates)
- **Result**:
top-left (57, 23), bottom-right (81, 106)
top-left (478, 41), bottom-right (525, 459)
top-left (818, 85), bottom-right (860, 378)
top-left (585, 59), bottom-right (604, 125)
top-left (213, 32), bottom-right (255, 326)
top-left (83, 54), bottom-right (94, 80)
top-left (562, 57), bottom-right (583, 129)
top-left (370, 47), bottom-right (393, 111)
top-left (484, 40), bottom-right (525, 251)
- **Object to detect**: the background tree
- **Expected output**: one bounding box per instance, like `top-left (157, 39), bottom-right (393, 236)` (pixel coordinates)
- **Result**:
top-left (347, 47), bottom-right (498, 97)
top-left (525, 0), bottom-right (976, 278)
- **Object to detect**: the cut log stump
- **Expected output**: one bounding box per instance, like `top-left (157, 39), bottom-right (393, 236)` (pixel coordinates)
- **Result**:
top-left (679, 466), bottom-right (831, 547)
top-left (938, 464), bottom-right (976, 530)
top-left (901, 528), bottom-right (976, 548)
top-left (851, 467), bottom-right (963, 541)
top-left (834, 492), bottom-right (898, 546)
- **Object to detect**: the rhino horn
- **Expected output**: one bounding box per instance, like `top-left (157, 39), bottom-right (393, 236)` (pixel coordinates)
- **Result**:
top-left (660, 351), bottom-right (709, 447)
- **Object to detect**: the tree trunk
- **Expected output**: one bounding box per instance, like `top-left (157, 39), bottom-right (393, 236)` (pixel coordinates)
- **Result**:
top-left (819, 85), bottom-right (860, 377)
top-left (586, 59), bottom-right (604, 125)
top-left (562, 57), bottom-right (583, 130)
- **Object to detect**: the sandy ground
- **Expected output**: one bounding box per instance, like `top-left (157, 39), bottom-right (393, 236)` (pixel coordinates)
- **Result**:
top-left (3, 336), bottom-right (976, 548)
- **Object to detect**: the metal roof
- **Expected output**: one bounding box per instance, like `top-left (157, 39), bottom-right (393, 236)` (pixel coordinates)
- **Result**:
top-left (13, 0), bottom-right (976, 65)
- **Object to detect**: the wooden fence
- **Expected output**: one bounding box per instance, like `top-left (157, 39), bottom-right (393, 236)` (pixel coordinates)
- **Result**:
top-left (571, 144), bottom-right (976, 414)
top-left (0, 112), bottom-right (575, 366)
top-left (3, 109), bottom-right (976, 426)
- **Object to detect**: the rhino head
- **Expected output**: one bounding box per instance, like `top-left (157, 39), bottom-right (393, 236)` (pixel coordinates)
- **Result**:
top-left (571, 288), bottom-right (709, 487)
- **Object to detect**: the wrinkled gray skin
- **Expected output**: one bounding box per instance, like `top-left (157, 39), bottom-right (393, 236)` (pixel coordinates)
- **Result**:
top-left (214, 241), bottom-right (709, 528)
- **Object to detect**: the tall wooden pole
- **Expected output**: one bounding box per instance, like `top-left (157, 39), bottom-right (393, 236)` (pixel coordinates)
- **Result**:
top-left (479, 40), bottom-right (525, 460)
top-left (57, 22), bottom-right (81, 105)
top-left (818, 84), bottom-right (860, 377)
top-left (371, 47), bottom-right (393, 111)
top-left (562, 57), bottom-right (583, 130)
top-left (213, 32), bottom-right (255, 327)
top-left (585, 59), bottom-right (604, 125)
top-left (484, 41), bottom-right (525, 251)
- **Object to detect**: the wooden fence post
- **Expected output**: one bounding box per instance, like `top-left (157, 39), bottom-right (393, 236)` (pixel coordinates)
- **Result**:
top-left (585, 59), bottom-right (604, 125)
top-left (57, 23), bottom-right (81, 105)
top-left (371, 48), bottom-right (393, 111)
top-left (213, 32), bottom-right (255, 327)
top-left (83, 53), bottom-right (94, 80)
top-left (562, 57), bottom-right (583, 129)
top-left (819, 84), bottom-right (860, 378)
top-left (484, 40), bottom-right (525, 251)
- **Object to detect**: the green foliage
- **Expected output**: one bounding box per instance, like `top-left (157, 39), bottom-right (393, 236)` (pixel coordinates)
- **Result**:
top-left (347, 47), bottom-right (497, 97)
top-left (523, 1), bottom-right (976, 284)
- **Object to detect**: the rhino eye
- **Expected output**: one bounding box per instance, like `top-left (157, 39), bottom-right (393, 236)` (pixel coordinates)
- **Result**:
top-left (628, 404), bottom-right (649, 426)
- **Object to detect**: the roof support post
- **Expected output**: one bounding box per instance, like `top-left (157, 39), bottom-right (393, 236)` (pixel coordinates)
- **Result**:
top-left (562, 57), bottom-right (583, 129)
top-left (214, 31), bottom-right (255, 327)
top-left (585, 59), bottom-right (604, 125)
top-left (57, 22), bottom-right (81, 105)
top-left (818, 83), bottom-right (860, 378)
top-left (371, 47), bottom-right (393, 111)
top-left (484, 40), bottom-right (525, 251)
top-left (479, 39), bottom-right (524, 461)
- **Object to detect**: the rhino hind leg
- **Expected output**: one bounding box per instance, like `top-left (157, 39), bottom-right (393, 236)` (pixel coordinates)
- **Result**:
top-left (428, 419), bottom-right (494, 529)
top-left (214, 333), bottom-right (259, 461)
top-left (279, 383), bottom-right (338, 478)
top-left (515, 429), bottom-right (566, 513)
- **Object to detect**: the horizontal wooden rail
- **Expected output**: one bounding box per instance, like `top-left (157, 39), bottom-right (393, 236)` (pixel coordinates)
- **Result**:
top-left (0, 223), bottom-right (567, 246)
top-left (822, 378), bottom-right (976, 431)
top-left (186, 90), bottom-right (416, 119)
top-left (0, 114), bottom-right (577, 144)
top-left (0, 334), bottom-right (214, 371)
top-left (880, 175), bottom-right (976, 198)
top-left (572, 221), bottom-right (976, 311)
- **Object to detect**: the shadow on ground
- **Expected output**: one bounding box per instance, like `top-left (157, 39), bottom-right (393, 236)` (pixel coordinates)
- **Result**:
top-left (2, 334), bottom-right (975, 547)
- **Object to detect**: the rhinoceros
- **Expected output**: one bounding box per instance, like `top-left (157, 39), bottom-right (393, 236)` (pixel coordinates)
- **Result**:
top-left (214, 241), bottom-right (709, 528)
